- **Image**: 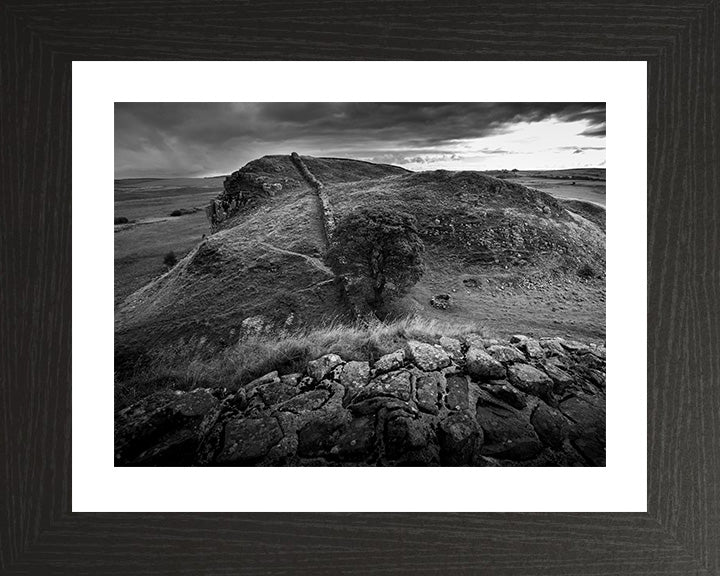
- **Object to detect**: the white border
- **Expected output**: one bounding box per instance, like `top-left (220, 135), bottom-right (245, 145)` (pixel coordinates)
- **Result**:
top-left (73, 61), bottom-right (647, 512)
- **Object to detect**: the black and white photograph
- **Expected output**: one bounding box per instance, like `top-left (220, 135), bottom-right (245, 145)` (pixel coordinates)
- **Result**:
top-left (114, 102), bottom-right (607, 467)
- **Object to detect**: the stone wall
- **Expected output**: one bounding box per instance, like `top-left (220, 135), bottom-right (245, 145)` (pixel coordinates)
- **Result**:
top-left (290, 152), bottom-right (369, 319)
top-left (115, 334), bottom-right (606, 466)
top-left (291, 152), bottom-right (336, 242)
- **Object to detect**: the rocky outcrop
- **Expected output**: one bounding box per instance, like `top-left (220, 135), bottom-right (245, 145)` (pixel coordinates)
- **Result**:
top-left (207, 161), bottom-right (300, 232)
top-left (116, 335), bottom-right (606, 467)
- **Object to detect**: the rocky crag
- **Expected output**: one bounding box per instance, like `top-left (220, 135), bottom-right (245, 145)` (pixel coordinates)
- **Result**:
top-left (115, 334), bottom-right (606, 467)
top-left (206, 156), bottom-right (303, 232)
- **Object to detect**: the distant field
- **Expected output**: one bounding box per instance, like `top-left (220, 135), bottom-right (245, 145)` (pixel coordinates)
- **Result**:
top-left (114, 177), bottom-right (224, 304)
top-left (485, 168), bottom-right (606, 207)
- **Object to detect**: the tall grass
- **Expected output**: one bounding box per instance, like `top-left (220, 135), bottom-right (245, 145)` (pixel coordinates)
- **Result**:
top-left (115, 316), bottom-right (488, 410)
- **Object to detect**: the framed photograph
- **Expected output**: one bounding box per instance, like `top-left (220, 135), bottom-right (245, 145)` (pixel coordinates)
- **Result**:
top-left (3, 1), bottom-right (718, 574)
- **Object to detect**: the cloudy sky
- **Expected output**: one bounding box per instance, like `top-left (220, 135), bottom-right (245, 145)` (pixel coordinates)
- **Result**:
top-left (115, 103), bottom-right (606, 178)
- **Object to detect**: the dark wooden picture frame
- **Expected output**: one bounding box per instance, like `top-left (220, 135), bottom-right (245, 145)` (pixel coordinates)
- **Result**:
top-left (2, 1), bottom-right (718, 574)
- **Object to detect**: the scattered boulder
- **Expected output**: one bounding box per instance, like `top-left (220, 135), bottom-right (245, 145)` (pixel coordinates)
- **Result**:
top-left (430, 293), bottom-right (452, 310)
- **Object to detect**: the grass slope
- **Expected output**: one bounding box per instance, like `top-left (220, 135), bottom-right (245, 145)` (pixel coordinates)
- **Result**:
top-left (114, 176), bottom-right (225, 302)
top-left (115, 156), bottom-right (606, 399)
top-left (325, 168), bottom-right (605, 340)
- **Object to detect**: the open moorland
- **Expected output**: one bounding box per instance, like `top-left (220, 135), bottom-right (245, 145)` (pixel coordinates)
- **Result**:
top-left (114, 177), bottom-right (224, 304)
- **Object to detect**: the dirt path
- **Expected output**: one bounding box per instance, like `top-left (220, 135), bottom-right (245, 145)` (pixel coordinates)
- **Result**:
top-left (259, 242), bottom-right (334, 276)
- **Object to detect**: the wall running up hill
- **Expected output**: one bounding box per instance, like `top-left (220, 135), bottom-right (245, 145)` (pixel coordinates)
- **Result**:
top-left (291, 152), bottom-right (336, 242)
top-left (290, 152), bottom-right (369, 320)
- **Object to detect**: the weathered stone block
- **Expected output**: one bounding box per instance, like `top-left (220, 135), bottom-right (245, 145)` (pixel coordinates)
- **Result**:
top-left (438, 411), bottom-right (482, 465)
top-left (405, 340), bottom-right (451, 371)
top-left (218, 416), bottom-right (283, 464)
top-left (374, 350), bottom-right (405, 374)
top-left (466, 346), bottom-right (506, 381)
top-left (416, 371), bottom-right (445, 414)
top-left (307, 354), bottom-right (345, 381)
top-left (445, 374), bottom-right (470, 411)
top-left (353, 370), bottom-right (412, 403)
top-left (486, 344), bottom-right (525, 363)
top-left (507, 364), bottom-right (553, 399)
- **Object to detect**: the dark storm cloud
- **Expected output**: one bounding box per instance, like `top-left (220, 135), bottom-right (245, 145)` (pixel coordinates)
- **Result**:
top-left (115, 102), bottom-right (606, 177)
top-left (579, 124), bottom-right (607, 137)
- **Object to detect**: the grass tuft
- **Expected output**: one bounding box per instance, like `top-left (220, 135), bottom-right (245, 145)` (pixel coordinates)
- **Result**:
top-left (114, 316), bottom-right (488, 410)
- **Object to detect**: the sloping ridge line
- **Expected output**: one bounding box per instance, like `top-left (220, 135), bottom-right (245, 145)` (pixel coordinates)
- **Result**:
top-left (290, 152), bottom-right (367, 320)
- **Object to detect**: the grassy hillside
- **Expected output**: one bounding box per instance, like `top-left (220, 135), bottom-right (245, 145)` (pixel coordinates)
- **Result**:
top-left (116, 164), bottom-right (346, 367)
top-left (115, 155), bottom-right (606, 397)
top-left (302, 156), bottom-right (410, 183)
top-left (114, 176), bottom-right (224, 302)
top-left (327, 168), bottom-right (605, 340)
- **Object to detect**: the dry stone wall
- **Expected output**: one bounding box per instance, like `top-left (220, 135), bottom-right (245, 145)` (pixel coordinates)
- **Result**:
top-left (290, 152), bottom-right (369, 319)
top-left (291, 152), bottom-right (336, 242)
top-left (115, 334), bottom-right (606, 466)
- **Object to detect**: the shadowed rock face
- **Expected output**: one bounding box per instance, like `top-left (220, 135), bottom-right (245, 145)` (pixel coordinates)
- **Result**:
top-left (115, 337), bottom-right (606, 467)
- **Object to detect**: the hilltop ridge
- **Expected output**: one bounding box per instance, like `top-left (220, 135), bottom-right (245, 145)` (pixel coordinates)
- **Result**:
top-left (115, 154), bottom-right (605, 389)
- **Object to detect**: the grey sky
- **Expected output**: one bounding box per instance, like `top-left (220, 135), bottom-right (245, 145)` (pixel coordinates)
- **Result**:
top-left (115, 102), bottom-right (606, 178)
